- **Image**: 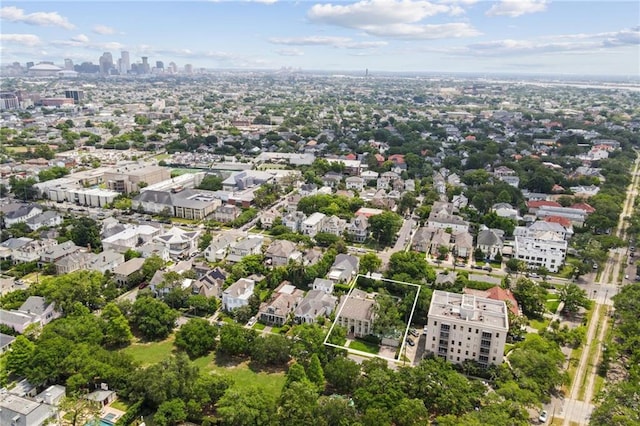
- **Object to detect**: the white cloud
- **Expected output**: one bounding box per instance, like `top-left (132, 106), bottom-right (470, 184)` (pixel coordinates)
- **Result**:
top-left (71, 34), bottom-right (90, 43)
top-left (0, 33), bottom-right (41, 46)
top-left (486, 0), bottom-right (547, 18)
top-left (269, 36), bottom-right (387, 49)
top-left (363, 22), bottom-right (480, 39)
top-left (456, 27), bottom-right (640, 57)
top-left (0, 6), bottom-right (75, 29)
top-left (307, 0), bottom-right (479, 39)
top-left (308, 0), bottom-right (451, 28)
top-left (276, 48), bottom-right (304, 56)
top-left (93, 25), bottom-right (116, 35)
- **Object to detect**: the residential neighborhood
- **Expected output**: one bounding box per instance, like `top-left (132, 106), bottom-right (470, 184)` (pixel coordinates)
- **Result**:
top-left (0, 63), bottom-right (638, 426)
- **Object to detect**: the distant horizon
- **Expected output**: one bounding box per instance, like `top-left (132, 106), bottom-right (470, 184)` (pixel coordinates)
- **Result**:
top-left (1, 1), bottom-right (638, 76)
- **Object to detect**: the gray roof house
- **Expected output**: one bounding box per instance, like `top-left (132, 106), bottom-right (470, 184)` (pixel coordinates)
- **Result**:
top-left (476, 228), bottom-right (505, 260)
top-left (265, 240), bottom-right (302, 267)
top-left (25, 210), bottom-right (62, 231)
top-left (327, 254), bottom-right (359, 283)
top-left (112, 257), bottom-right (146, 286)
top-left (294, 290), bottom-right (338, 324)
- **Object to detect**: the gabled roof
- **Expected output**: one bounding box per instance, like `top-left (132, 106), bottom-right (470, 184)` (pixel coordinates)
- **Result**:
top-left (19, 296), bottom-right (51, 316)
top-left (527, 200), bottom-right (561, 209)
top-left (477, 228), bottom-right (505, 246)
top-left (570, 202), bottom-right (596, 213)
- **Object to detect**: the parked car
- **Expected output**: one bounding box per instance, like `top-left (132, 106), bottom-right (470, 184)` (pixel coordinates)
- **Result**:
top-left (406, 338), bottom-right (415, 347)
top-left (538, 410), bottom-right (548, 423)
top-left (409, 328), bottom-right (419, 337)
top-left (247, 316), bottom-right (257, 327)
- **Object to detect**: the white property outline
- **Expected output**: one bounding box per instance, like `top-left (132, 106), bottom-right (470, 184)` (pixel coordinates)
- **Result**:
top-left (323, 273), bottom-right (421, 364)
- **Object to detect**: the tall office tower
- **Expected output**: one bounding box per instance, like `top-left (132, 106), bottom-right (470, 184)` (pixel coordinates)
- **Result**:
top-left (0, 92), bottom-right (20, 110)
top-left (141, 56), bottom-right (150, 74)
top-left (155, 61), bottom-right (164, 70)
top-left (120, 51), bottom-right (130, 74)
top-left (26, 62), bottom-right (34, 69)
top-left (184, 64), bottom-right (193, 74)
top-left (168, 62), bottom-right (177, 74)
top-left (64, 59), bottom-right (74, 70)
top-left (99, 52), bottom-right (113, 74)
top-left (64, 89), bottom-right (84, 104)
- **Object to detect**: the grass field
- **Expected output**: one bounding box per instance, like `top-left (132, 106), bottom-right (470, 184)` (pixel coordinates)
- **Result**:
top-left (546, 294), bottom-right (561, 313)
top-left (529, 318), bottom-right (550, 332)
top-left (122, 335), bottom-right (286, 396)
top-left (349, 339), bottom-right (380, 354)
top-left (122, 337), bottom-right (176, 366)
top-left (193, 353), bottom-right (285, 395)
top-left (5, 146), bottom-right (29, 153)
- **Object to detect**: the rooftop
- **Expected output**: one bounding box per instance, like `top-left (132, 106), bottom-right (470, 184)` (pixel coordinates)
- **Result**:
top-left (428, 290), bottom-right (508, 330)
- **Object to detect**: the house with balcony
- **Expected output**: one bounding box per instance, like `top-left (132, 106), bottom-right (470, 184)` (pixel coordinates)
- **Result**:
top-left (336, 289), bottom-right (376, 338)
top-left (153, 227), bottom-right (199, 259)
top-left (258, 281), bottom-right (304, 326)
top-left (222, 278), bottom-right (255, 311)
top-left (346, 214), bottom-right (369, 243)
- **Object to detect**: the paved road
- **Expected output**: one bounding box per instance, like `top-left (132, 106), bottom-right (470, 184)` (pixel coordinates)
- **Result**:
top-left (378, 218), bottom-right (416, 268)
top-left (557, 153), bottom-right (640, 426)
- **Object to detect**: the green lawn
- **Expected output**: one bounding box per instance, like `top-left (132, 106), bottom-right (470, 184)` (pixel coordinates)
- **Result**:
top-left (546, 300), bottom-right (561, 313)
top-left (154, 153), bottom-right (170, 161)
top-left (529, 318), bottom-right (550, 332)
top-left (193, 353), bottom-right (285, 396)
top-left (504, 343), bottom-right (515, 355)
top-left (110, 400), bottom-right (130, 411)
top-left (123, 337), bottom-right (286, 396)
top-left (253, 322), bottom-right (266, 331)
top-left (122, 337), bottom-right (175, 366)
top-left (349, 339), bottom-right (380, 354)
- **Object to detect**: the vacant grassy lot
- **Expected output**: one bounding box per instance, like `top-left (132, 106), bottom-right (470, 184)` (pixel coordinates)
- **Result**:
top-left (122, 337), bottom-right (175, 366)
top-left (122, 335), bottom-right (286, 396)
top-left (349, 339), bottom-right (380, 354)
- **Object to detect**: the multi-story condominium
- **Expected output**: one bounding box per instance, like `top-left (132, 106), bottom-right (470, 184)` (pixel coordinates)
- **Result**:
top-left (425, 290), bottom-right (508, 367)
top-left (514, 232), bottom-right (567, 273)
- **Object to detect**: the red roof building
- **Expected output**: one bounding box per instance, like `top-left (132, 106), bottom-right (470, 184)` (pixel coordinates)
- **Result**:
top-left (544, 216), bottom-right (573, 228)
top-left (344, 153), bottom-right (357, 161)
top-left (387, 154), bottom-right (405, 165)
top-left (374, 153), bottom-right (385, 165)
top-left (527, 200), bottom-right (562, 212)
top-left (570, 202), bottom-right (596, 214)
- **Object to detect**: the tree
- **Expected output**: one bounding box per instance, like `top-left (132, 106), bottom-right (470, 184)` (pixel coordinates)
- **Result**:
top-left (123, 249), bottom-right (141, 261)
top-left (250, 334), bottom-right (291, 366)
top-left (391, 398), bottom-right (429, 426)
top-left (141, 255), bottom-right (164, 281)
top-left (34, 270), bottom-right (106, 314)
top-left (513, 278), bottom-right (547, 319)
top-left (314, 396), bottom-right (359, 426)
top-left (369, 211), bottom-right (403, 246)
top-left (398, 193), bottom-right (418, 216)
top-left (69, 217), bottom-right (102, 251)
top-left (101, 302), bottom-right (133, 348)
top-left (216, 386), bottom-right (277, 426)
top-left (324, 356), bottom-right (361, 394)
top-left (9, 176), bottom-right (38, 201)
top-left (306, 353), bottom-right (325, 392)
top-left (130, 296), bottom-right (179, 340)
top-left (198, 175), bottom-right (223, 191)
top-left (154, 398), bottom-right (187, 426)
top-left (359, 252), bottom-right (382, 274)
top-left (6, 335), bottom-right (34, 377)
top-left (218, 323), bottom-right (256, 357)
top-left (38, 166), bottom-right (70, 182)
top-left (559, 283), bottom-right (591, 315)
top-left (199, 233), bottom-right (213, 251)
top-left (387, 251), bottom-right (432, 283)
top-left (175, 318), bottom-right (218, 358)
top-left (277, 380), bottom-right (319, 425)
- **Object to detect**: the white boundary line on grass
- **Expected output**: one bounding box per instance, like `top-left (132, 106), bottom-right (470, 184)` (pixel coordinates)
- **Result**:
top-left (323, 273), bottom-right (421, 365)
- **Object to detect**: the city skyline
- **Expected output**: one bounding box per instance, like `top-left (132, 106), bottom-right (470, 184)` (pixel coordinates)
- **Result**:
top-left (1, 1), bottom-right (639, 76)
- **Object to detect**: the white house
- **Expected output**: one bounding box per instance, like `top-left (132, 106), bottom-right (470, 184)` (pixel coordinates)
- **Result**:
top-left (222, 278), bottom-right (255, 311)
top-left (302, 212), bottom-right (326, 237)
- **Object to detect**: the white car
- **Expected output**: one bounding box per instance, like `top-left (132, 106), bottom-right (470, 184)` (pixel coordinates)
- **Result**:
top-left (538, 410), bottom-right (548, 423)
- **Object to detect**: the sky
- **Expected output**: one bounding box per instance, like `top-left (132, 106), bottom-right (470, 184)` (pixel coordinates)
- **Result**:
top-left (1, 1), bottom-right (639, 76)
